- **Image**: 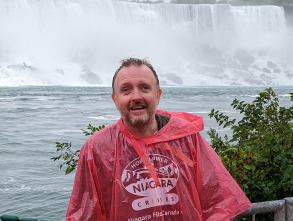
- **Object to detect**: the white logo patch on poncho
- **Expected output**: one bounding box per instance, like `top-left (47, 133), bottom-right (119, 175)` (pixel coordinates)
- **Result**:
top-left (121, 154), bottom-right (180, 211)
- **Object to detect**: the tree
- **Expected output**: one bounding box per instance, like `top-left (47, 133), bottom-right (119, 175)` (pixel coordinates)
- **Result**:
top-left (208, 88), bottom-right (293, 203)
top-left (51, 124), bottom-right (105, 175)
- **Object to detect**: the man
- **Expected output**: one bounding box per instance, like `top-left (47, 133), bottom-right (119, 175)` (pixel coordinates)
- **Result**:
top-left (66, 58), bottom-right (252, 221)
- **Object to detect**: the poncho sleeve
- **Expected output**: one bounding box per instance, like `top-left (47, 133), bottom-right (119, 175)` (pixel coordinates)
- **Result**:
top-left (66, 142), bottom-right (107, 221)
top-left (196, 134), bottom-right (252, 221)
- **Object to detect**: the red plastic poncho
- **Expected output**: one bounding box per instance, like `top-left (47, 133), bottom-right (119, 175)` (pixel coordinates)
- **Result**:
top-left (66, 110), bottom-right (252, 221)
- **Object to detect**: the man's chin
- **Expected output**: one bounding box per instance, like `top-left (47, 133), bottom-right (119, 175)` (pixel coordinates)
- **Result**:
top-left (129, 116), bottom-right (150, 128)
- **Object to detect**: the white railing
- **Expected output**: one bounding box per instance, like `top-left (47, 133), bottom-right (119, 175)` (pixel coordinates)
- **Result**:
top-left (239, 197), bottom-right (293, 221)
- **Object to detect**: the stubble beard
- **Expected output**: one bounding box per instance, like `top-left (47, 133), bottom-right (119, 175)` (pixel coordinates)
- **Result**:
top-left (122, 104), bottom-right (156, 131)
top-left (128, 113), bottom-right (151, 129)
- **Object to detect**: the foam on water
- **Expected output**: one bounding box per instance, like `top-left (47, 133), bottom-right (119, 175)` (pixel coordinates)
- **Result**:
top-left (88, 115), bottom-right (120, 120)
top-left (0, 0), bottom-right (292, 86)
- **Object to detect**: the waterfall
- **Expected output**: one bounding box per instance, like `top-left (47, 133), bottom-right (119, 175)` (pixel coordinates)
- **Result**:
top-left (0, 0), bottom-right (292, 86)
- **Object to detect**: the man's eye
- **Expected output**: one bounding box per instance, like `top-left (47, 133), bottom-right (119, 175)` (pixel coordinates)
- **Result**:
top-left (122, 88), bottom-right (129, 92)
top-left (142, 86), bottom-right (150, 91)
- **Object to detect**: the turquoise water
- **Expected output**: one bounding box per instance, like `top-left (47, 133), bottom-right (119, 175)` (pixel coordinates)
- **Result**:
top-left (0, 86), bottom-right (292, 220)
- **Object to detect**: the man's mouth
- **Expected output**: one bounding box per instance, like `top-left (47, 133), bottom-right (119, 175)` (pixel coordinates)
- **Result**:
top-left (130, 106), bottom-right (145, 111)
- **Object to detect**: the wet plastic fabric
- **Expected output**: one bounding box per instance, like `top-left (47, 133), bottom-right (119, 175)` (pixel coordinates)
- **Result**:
top-left (66, 110), bottom-right (252, 221)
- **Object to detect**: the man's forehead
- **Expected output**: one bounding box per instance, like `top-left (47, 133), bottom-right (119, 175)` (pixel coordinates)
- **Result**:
top-left (115, 65), bottom-right (155, 83)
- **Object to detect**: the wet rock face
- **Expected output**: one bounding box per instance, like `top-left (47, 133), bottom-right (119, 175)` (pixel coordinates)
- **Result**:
top-left (267, 61), bottom-right (277, 69)
top-left (80, 68), bottom-right (101, 84)
top-left (262, 68), bottom-right (271, 74)
top-left (234, 49), bottom-right (255, 68)
top-left (284, 6), bottom-right (293, 28)
top-left (165, 73), bottom-right (183, 85)
top-left (7, 63), bottom-right (38, 72)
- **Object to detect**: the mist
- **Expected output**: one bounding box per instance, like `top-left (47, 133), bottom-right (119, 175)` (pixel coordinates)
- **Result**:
top-left (0, 0), bottom-right (292, 86)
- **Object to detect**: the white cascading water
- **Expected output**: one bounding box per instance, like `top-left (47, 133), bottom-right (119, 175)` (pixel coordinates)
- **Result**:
top-left (0, 0), bottom-right (292, 86)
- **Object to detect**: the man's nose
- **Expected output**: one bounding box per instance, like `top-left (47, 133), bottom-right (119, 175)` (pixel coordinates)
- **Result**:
top-left (131, 89), bottom-right (142, 101)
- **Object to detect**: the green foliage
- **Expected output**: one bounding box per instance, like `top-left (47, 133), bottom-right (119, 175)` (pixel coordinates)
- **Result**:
top-left (82, 124), bottom-right (105, 136)
top-left (51, 124), bottom-right (105, 174)
top-left (51, 142), bottom-right (79, 175)
top-left (208, 88), bottom-right (293, 203)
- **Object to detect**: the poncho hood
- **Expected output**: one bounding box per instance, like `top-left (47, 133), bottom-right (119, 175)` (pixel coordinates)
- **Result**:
top-left (119, 110), bottom-right (204, 145)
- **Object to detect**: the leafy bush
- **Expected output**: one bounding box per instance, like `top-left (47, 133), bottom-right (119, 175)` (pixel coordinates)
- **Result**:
top-left (208, 88), bottom-right (293, 203)
top-left (51, 124), bottom-right (105, 174)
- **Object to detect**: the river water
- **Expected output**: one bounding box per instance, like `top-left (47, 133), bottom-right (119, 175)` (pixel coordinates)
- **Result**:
top-left (0, 86), bottom-right (292, 220)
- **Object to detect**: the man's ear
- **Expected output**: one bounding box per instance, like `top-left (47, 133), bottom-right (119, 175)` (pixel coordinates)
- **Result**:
top-left (157, 89), bottom-right (162, 105)
top-left (112, 93), bottom-right (118, 109)
top-left (112, 93), bottom-right (116, 103)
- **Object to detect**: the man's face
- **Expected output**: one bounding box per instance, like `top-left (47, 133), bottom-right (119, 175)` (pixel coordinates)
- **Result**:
top-left (112, 65), bottom-right (162, 130)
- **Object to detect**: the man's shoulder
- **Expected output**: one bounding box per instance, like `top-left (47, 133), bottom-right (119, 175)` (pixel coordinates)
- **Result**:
top-left (89, 122), bottom-right (119, 141)
top-left (157, 110), bottom-right (204, 133)
top-left (78, 122), bottom-right (120, 159)
top-left (81, 122), bottom-right (120, 152)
